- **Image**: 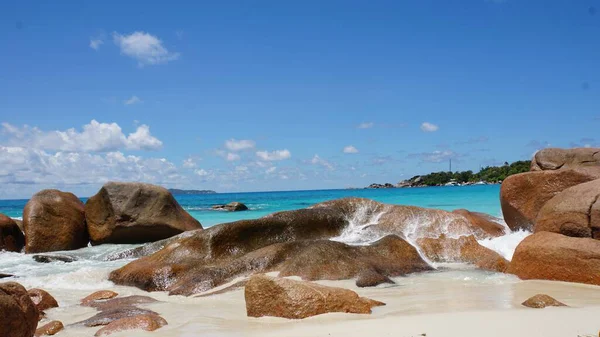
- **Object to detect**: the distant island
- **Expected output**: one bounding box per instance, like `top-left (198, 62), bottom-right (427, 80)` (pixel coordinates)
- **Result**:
top-left (168, 189), bottom-right (217, 195)
top-left (367, 160), bottom-right (530, 189)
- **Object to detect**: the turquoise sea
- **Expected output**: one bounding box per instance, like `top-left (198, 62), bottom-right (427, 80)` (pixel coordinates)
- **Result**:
top-left (1, 185), bottom-right (502, 227)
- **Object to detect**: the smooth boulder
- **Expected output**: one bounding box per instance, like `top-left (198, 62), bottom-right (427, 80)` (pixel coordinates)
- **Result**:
top-left (23, 189), bottom-right (88, 253)
top-left (521, 294), bottom-right (567, 308)
top-left (535, 179), bottom-right (600, 238)
top-left (500, 168), bottom-right (600, 231)
top-left (452, 209), bottom-right (506, 238)
top-left (0, 214), bottom-right (25, 252)
top-left (508, 232), bottom-right (600, 285)
top-left (85, 182), bottom-right (202, 245)
top-left (94, 314), bottom-right (167, 336)
top-left (34, 321), bottom-right (64, 336)
top-left (81, 290), bottom-right (119, 305)
top-left (0, 282), bottom-right (39, 337)
top-left (417, 235), bottom-right (509, 273)
top-left (531, 148), bottom-right (600, 171)
top-left (245, 275), bottom-right (385, 319)
top-left (212, 202), bottom-right (248, 212)
top-left (28, 288), bottom-right (58, 319)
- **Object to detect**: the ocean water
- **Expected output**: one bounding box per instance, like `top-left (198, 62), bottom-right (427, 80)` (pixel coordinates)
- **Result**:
top-left (1, 185), bottom-right (502, 227)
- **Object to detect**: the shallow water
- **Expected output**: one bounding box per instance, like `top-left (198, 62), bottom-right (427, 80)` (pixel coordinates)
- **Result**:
top-left (0, 185), bottom-right (502, 227)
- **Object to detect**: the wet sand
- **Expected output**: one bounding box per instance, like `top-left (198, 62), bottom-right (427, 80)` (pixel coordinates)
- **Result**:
top-left (25, 266), bottom-right (600, 337)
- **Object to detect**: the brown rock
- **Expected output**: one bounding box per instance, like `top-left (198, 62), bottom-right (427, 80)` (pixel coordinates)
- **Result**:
top-left (86, 295), bottom-right (158, 311)
top-left (76, 306), bottom-right (159, 327)
top-left (110, 233), bottom-right (431, 296)
top-left (245, 275), bottom-right (385, 319)
top-left (355, 269), bottom-right (394, 288)
top-left (417, 234), bottom-right (509, 273)
top-left (500, 168), bottom-right (600, 231)
top-left (0, 282), bottom-right (39, 337)
top-left (0, 214), bottom-right (25, 252)
top-left (531, 148), bottom-right (600, 171)
top-left (94, 314), bottom-right (167, 336)
top-left (23, 189), bottom-right (88, 253)
top-left (212, 202), bottom-right (249, 212)
top-left (34, 320), bottom-right (64, 336)
top-left (452, 209), bottom-right (506, 238)
top-left (521, 294), bottom-right (567, 308)
top-left (85, 182), bottom-right (202, 245)
top-left (28, 289), bottom-right (58, 319)
top-left (314, 198), bottom-right (493, 240)
top-left (81, 290), bottom-right (119, 305)
top-left (508, 232), bottom-right (600, 285)
top-left (14, 219), bottom-right (23, 232)
top-left (535, 179), bottom-right (600, 238)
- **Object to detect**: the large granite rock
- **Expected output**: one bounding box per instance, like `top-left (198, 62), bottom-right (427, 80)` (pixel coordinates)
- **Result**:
top-left (34, 320), bottom-right (64, 336)
top-left (417, 234), bottom-right (509, 273)
top-left (0, 214), bottom-right (25, 252)
top-left (500, 168), bottom-right (600, 231)
top-left (244, 275), bottom-right (385, 319)
top-left (535, 179), bottom-right (600, 238)
top-left (451, 209), bottom-right (506, 237)
top-left (508, 232), bottom-right (600, 285)
top-left (85, 182), bottom-right (202, 245)
top-left (531, 148), bottom-right (600, 171)
top-left (0, 282), bottom-right (39, 337)
top-left (23, 189), bottom-right (88, 253)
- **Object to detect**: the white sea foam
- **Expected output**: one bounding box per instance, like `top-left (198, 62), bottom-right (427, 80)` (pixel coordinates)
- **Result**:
top-left (11, 217), bottom-right (22, 221)
top-left (330, 203), bottom-right (387, 245)
top-left (478, 229), bottom-right (531, 261)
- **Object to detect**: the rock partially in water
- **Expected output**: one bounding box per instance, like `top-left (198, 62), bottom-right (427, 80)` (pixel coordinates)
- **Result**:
top-left (535, 179), bottom-right (600, 238)
top-left (417, 234), bottom-right (509, 273)
top-left (0, 282), bottom-right (38, 337)
top-left (76, 306), bottom-right (159, 327)
top-left (452, 209), bottom-right (506, 238)
top-left (500, 168), bottom-right (600, 231)
top-left (104, 230), bottom-right (198, 261)
top-left (0, 273), bottom-right (14, 279)
top-left (81, 290), bottom-right (119, 305)
top-left (531, 148), bottom-right (600, 171)
top-left (522, 294), bottom-right (567, 308)
top-left (86, 296), bottom-right (158, 311)
top-left (94, 314), bottom-right (167, 336)
top-left (28, 288), bottom-right (59, 320)
top-left (34, 320), bottom-right (64, 336)
top-left (355, 269), bottom-right (394, 288)
top-left (508, 232), bottom-right (600, 285)
top-left (85, 182), bottom-right (202, 245)
top-left (110, 233), bottom-right (431, 296)
top-left (32, 254), bottom-right (77, 263)
top-left (0, 214), bottom-right (24, 252)
top-left (23, 189), bottom-right (88, 253)
top-left (245, 275), bottom-right (385, 319)
top-left (212, 202), bottom-right (248, 212)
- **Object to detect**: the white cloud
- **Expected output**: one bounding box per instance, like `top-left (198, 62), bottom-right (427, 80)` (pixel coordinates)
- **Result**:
top-left (89, 39), bottom-right (104, 50)
top-left (409, 150), bottom-right (457, 163)
top-left (256, 149), bottom-right (291, 161)
top-left (113, 31), bottom-right (180, 66)
top-left (225, 139), bottom-right (255, 151)
top-left (357, 122), bottom-right (374, 129)
top-left (343, 145), bottom-right (359, 154)
top-left (310, 154), bottom-right (335, 170)
top-left (1, 120), bottom-right (162, 152)
top-left (195, 169), bottom-right (209, 177)
top-left (226, 153), bottom-right (241, 161)
top-left (420, 122), bottom-right (439, 132)
top-left (182, 157), bottom-right (198, 168)
top-left (266, 166), bottom-right (277, 174)
top-left (0, 147), bottom-right (178, 187)
top-left (124, 96), bottom-right (142, 105)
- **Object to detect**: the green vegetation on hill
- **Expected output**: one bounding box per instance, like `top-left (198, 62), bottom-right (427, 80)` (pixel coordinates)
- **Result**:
top-left (409, 160), bottom-right (530, 186)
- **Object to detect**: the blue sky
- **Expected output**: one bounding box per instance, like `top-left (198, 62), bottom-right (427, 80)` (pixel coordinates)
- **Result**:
top-left (0, 0), bottom-right (599, 198)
